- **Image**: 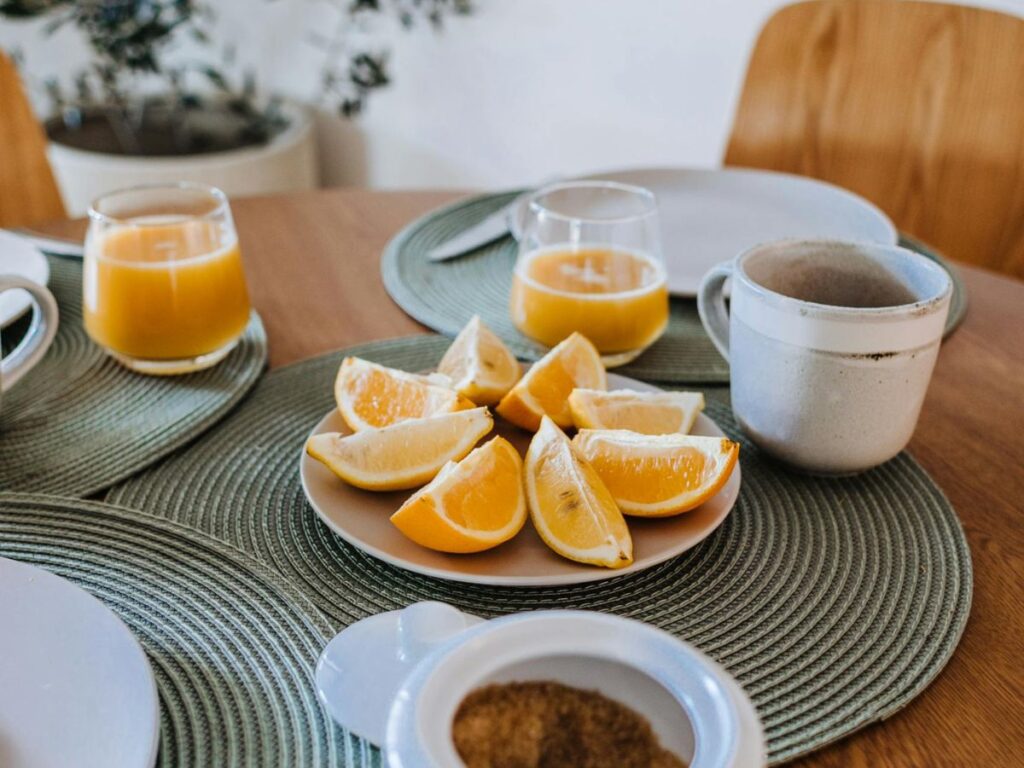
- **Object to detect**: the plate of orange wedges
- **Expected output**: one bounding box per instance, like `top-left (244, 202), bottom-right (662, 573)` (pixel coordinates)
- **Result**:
top-left (301, 317), bottom-right (741, 586)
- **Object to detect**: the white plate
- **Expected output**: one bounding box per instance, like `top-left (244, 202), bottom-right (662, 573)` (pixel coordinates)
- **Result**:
top-left (510, 167), bottom-right (897, 296)
top-left (0, 231), bottom-right (50, 328)
top-left (300, 372), bottom-right (741, 587)
top-left (0, 557), bottom-right (160, 768)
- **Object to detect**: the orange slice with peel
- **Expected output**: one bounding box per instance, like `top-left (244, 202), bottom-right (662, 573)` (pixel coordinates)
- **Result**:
top-left (306, 407), bottom-right (493, 491)
top-left (438, 315), bottom-right (522, 406)
top-left (524, 416), bottom-right (632, 568)
top-left (334, 356), bottom-right (474, 432)
top-left (572, 429), bottom-right (738, 517)
top-left (390, 436), bottom-right (526, 553)
top-left (569, 388), bottom-right (705, 435)
top-left (496, 333), bottom-right (606, 431)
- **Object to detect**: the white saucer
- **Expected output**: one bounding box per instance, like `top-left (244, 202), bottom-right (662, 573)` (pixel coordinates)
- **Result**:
top-left (0, 231), bottom-right (50, 328)
top-left (300, 372), bottom-right (741, 587)
top-left (0, 557), bottom-right (160, 768)
top-left (510, 167), bottom-right (897, 296)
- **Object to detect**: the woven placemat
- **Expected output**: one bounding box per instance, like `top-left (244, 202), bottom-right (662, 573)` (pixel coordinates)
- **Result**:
top-left (108, 335), bottom-right (972, 764)
top-left (0, 493), bottom-right (375, 767)
top-left (381, 193), bottom-right (967, 385)
top-left (0, 256), bottom-right (267, 497)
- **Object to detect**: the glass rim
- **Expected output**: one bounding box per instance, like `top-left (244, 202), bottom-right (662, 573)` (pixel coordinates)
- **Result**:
top-left (527, 180), bottom-right (659, 224)
top-left (88, 181), bottom-right (229, 226)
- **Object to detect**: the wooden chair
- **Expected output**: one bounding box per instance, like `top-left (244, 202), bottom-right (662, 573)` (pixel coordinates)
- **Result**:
top-left (725, 0), bottom-right (1024, 278)
top-left (0, 50), bottom-right (65, 229)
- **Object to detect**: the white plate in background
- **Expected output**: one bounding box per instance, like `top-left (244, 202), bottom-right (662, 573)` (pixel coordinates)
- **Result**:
top-left (511, 167), bottom-right (897, 296)
top-left (0, 557), bottom-right (159, 768)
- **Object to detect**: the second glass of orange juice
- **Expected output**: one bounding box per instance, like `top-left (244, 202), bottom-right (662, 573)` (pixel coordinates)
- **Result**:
top-left (84, 183), bottom-right (251, 375)
top-left (510, 181), bottom-right (669, 365)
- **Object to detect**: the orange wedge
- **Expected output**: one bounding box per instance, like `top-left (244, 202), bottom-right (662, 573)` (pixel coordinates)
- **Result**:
top-left (390, 437), bottom-right (526, 553)
top-left (438, 315), bottom-right (522, 405)
top-left (524, 417), bottom-right (632, 568)
top-left (334, 356), bottom-right (474, 431)
top-left (569, 389), bottom-right (705, 435)
top-left (306, 408), bottom-right (493, 491)
top-left (572, 430), bottom-right (738, 517)
top-left (496, 333), bottom-right (606, 431)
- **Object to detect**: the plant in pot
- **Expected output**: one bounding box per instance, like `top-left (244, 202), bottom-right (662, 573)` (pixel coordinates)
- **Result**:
top-left (1, 0), bottom-right (471, 212)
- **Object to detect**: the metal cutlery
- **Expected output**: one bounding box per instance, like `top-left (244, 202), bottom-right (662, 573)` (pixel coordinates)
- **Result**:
top-left (3, 229), bottom-right (84, 258)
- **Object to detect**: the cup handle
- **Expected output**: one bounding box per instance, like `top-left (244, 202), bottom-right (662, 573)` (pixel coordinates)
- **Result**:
top-left (1, 277), bottom-right (59, 392)
top-left (697, 262), bottom-right (732, 361)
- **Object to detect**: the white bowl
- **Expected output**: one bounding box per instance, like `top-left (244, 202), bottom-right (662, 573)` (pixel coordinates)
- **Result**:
top-left (316, 602), bottom-right (765, 767)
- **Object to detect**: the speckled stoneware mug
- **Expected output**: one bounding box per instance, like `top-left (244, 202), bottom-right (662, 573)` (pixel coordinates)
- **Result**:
top-left (698, 239), bottom-right (952, 474)
top-left (1, 276), bottom-right (59, 421)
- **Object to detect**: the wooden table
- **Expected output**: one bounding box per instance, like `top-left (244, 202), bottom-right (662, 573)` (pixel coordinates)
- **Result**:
top-left (44, 188), bottom-right (1024, 766)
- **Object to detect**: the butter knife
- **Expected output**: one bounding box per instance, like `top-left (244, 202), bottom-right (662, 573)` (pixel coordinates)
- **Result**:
top-left (4, 229), bottom-right (84, 258)
top-left (426, 199), bottom-right (521, 262)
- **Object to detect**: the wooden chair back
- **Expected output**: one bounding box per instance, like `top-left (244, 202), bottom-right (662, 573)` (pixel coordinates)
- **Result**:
top-left (0, 50), bottom-right (65, 229)
top-left (725, 0), bottom-right (1024, 278)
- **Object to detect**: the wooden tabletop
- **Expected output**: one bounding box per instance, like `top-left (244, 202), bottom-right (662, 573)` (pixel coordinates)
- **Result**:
top-left (44, 187), bottom-right (1024, 765)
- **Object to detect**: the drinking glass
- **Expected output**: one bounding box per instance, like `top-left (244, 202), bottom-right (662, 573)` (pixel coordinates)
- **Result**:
top-left (84, 183), bottom-right (251, 375)
top-left (510, 181), bottom-right (669, 366)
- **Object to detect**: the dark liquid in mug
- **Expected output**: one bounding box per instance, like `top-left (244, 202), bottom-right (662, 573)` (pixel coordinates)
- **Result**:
top-left (751, 249), bottom-right (920, 308)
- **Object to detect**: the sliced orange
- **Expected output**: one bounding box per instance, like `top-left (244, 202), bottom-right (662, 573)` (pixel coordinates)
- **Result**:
top-left (334, 357), bottom-right (474, 432)
top-left (390, 437), bottom-right (526, 553)
top-left (569, 389), bottom-right (705, 435)
top-left (572, 430), bottom-right (738, 517)
top-left (496, 333), bottom-right (606, 431)
top-left (438, 315), bottom-right (522, 406)
top-left (306, 408), bottom-right (493, 491)
top-left (524, 417), bottom-right (632, 569)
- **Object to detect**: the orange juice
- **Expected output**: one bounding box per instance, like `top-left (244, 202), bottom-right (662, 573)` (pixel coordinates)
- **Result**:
top-left (510, 246), bottom-right (669, 353)
top-left (84, 218), bottom-right (250, 361)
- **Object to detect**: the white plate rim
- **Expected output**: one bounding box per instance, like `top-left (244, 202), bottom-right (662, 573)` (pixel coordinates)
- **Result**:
top-left (507, 165), bottom-right (898, 297)
top-left (300, 372), bottom-right (741, 587)
top-left (0, 556), bottom-right (160, 768)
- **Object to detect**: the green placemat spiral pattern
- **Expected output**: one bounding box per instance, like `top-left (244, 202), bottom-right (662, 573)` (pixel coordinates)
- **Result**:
top-left (0, 256), bottom-right (267, 497)
top-left (0, 493), bottom-right (374, 767)
top-left (380, 193), bottom-right (967, 385)
top-left (109, 335), bottom-right (972, 764)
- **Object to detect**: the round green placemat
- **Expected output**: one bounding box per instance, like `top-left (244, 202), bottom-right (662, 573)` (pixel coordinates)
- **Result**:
top-left (109, 335), bottom-right (972, 765)
top-left (380, 193), bottom-right (967, 385)
top-left (0, 256), bottom-right (267, 497)
top-left (0, 493), bottom-right (375, 767)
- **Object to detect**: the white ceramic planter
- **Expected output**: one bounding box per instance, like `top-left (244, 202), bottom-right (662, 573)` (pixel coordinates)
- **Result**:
top-left (47, 100), bottom-right (318, 215)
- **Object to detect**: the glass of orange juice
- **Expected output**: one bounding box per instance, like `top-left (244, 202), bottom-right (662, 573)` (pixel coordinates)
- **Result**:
top-left (84, 183), bottom-right (251, 375)
top-left (510, 181), bottom-right (669, 366)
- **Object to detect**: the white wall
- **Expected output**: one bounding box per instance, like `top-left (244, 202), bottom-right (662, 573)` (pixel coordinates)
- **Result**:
top-left (3, 0), bottom-right (1023, 190)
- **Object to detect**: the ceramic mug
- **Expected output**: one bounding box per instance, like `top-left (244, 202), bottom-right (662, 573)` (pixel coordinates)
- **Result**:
top-left (697, 239), bottom-right (952, 474)
top-left (0, 277), bottom-right (59, 415)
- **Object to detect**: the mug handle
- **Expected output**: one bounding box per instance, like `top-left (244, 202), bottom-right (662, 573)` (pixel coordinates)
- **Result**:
top-left (1, 277), bottom-right (59, 391)
top-left (697, 262), bottom-right (732, 361)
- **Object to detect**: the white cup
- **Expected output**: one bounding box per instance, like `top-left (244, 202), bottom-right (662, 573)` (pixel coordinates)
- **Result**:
top-left (697, 239), bottom-right (952, 474)
top-left (1, 277), bottom-right (59, 417)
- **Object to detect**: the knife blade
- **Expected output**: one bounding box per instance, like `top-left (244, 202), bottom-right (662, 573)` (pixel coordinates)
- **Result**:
top-left (426, 200), bottom-right (519, 262)
top-left (4, 229), bottom-right (84, 258)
